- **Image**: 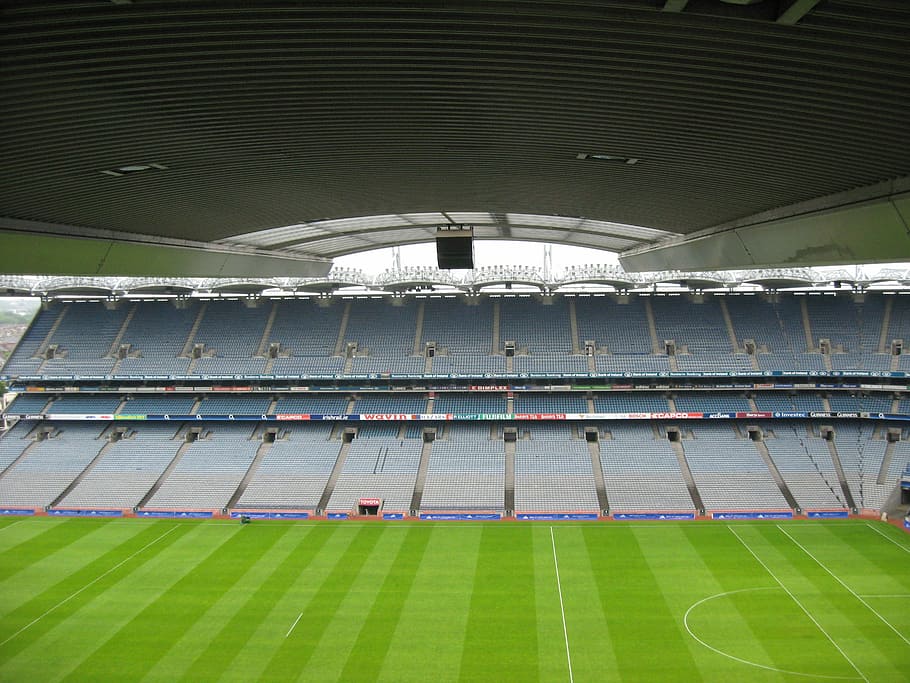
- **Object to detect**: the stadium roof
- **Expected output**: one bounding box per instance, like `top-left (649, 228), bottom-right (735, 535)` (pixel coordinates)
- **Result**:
top-left (2, 266), bottom-right (906, 297)
top-left (2, 1), bottom-right (909, 277)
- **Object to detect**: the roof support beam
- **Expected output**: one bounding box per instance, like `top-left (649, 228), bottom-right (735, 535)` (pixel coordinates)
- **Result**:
top-left (0, 218), bottom-right (332, 278)
top-left (777, 0), bottom-right (823, 25)
top-left (662, 0), bottom-right (689, 12)
top-left (619, 178), bottom-right (910, 272)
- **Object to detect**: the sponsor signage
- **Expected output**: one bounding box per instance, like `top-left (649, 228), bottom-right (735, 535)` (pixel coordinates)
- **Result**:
top-left (612, 513), bottom-right (696, 521)
top-left (515, 513), bottom-right (599, 521)
top-left (326, 512), bottom-right (348, 520)
top-left (382, 513), bottom-right (405, 520)
top-left (137, 510), bottom-right (213, 518)
top-left (361, 414), bottom-right (416, 421)
top-left (712, 511), bottom-right (794, 520)
top-left (48, 508), bottom-right (122, 517)
top-left (0, 508), bottom-right (35, 516)
top-left (419, 513), bottom-right (501, 521)
top-left (11, 411), bottom-right (909, 422)
top-left (229, 511), bottom-right (309, 520)
top-left (358, 498), bottom-right (382, 507)
top-left (45, 369), bottom-right (904, 380)
top-left (807, 510), bottom-right (849, 519)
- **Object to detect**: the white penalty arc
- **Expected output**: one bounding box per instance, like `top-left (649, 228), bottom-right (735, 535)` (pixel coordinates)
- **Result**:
top-left (683, 587), bottom-right (862, 681)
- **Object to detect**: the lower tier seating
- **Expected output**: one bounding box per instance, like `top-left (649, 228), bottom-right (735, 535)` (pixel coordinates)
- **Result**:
top-left (1, 418), bottom-right (907, 515)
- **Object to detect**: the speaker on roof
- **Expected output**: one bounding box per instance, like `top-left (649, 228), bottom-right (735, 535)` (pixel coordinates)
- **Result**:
top-left (436, 226), bottom-right (474, 269)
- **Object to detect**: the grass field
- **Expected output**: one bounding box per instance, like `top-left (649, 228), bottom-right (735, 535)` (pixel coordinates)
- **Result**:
top-left (0, 518), bottom-right (907, 682)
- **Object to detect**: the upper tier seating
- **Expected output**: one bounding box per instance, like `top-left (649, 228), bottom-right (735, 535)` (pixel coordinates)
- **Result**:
top-left (421, 298), bottom-right (494, 355)
top-left (192, 301), bottom-right (271, 359)
top-left (673, 392), bottom-right (751, 413)
top-left (499, 298), bottom-right (573, 354)
top-left (195, 395), bottom-right (273, 415)
top-left (433, 393), bottom-right (508, 414)
top-left (37, 302), bottom-right (129, 377)
top-left (46, 395), bottom-right (124, 415)
top-left (512, 393), bottom-right (588, 413)
top-left (574, 297), bottom-right (652, 354)
top-left (119, 394), bottom-right (198, 415)
top-left (6, 394), bottom-right (52, 415)
top-left (352, 394), bottom-right (428, 413)
top-left (267, 300), bottom-right (343, 357)
top-left (344, 300), bottom-right (418, 359)
top-left (6, 293), bottom-right (910, 378)
top-left (118, 301), bottom-right (199, 373)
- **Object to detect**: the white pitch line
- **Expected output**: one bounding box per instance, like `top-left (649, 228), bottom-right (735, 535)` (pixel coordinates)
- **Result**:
top-left (865, 522), bottom-right (910, 554)
top-left (777, 525), bottom-right (910, 648)
top-left (858, 594), bottom-right (910, 599)
top-left (683, 587), bottom-right (860, 680)
top-left (0, 524), bottom-right (181, 647)
top-left (549, 526), bottom-right (574, 683)
top-left (0, 520), bottom-right (25, 532)
top-left (285, 612), bottom-right (303, 638)
top-left (728, 527), bottom-right (869, 683)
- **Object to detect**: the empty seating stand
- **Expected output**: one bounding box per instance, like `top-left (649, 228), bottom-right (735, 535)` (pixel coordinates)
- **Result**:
top-left (327, 437), bottom-right (422, 512)
top-left (514, 425), bottom-right (599, 512)
top-left (238, 424), bottom-right (339, 509)
top-left (144, 424), bottom-right (258, 510)
top-left (599, 423), bottom-right (694, 512)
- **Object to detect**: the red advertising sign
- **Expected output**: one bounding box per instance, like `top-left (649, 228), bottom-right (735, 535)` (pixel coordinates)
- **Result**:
top-left (359, 498), bottom-right (382, 506)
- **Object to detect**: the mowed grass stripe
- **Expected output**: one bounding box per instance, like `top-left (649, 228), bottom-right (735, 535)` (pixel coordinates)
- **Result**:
top-left (743, 525), bottom-right (908, 680)
top-left (583, 525), bottom-right (702, 681)
top-left (331, 526), bottom-right (430, 681)
top-left (260, 525), bottom-right (384, 681)
top-left (794, 524), bottom-right (910, 596)
top-left (142, 522), bottom-right (299, 682)
top-left (60, 524), bottom-right (283, 682)
top-left (0, 520), bottom-right (186, 664)
top-left (540, 527), bottom-right (621, 682)
top-left (378, 526), bottom-right (482, 683)
top-left (0, 518), bottom-right (61, 550)
top-left (224, 525), bottom-right (365, 682)
top-left (25, 524), bottom-right (238, 683)
top-left (175, 525), bottom-right (331, 683)
top-left (642, 525), bottom-right (779, 681)
top-left (0, 520), bottom-right (156, 619)
top-left (683, 524), bottom-right (858, 680)
top-left (0, 518), bottom-right (108, 583)
top-left (459, 525), bottom-right (538, 682)
top-left (299, 526), bottom-right (412, 681)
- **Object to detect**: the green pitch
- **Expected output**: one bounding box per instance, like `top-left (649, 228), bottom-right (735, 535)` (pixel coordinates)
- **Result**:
top-left (0, 518), bottom-right (908, 682)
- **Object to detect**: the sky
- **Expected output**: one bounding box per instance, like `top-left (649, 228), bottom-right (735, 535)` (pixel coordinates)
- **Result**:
top-left (334, 241), bottom-right (618, 275)
top-left (332, 240), bottom-right (904, 278)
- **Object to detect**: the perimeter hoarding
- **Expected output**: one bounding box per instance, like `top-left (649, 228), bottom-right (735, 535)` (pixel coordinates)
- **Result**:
top-left (17, 411), bottom-right (910, 422)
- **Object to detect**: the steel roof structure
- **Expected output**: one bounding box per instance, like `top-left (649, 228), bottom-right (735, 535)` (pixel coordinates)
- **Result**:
top-left (1, 266), bottom-right (906, 297)
top-left (2, 1), bottom-right (909, 277)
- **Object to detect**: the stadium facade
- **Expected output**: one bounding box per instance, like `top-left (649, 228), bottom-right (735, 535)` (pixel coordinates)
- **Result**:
top-left (2, 275), bottom-right (909, 525)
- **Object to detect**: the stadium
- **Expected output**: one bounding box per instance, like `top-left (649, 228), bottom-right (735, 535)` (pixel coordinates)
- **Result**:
top-left (1, 2), bottom-right (909, 681)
